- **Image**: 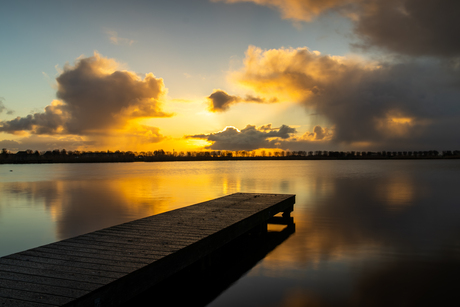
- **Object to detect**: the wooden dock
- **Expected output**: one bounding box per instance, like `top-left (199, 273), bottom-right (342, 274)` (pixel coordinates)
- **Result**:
top-left (0, 193), bottom-right (295, 307)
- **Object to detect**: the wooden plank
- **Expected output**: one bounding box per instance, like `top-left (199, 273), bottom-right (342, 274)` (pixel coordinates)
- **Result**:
top-left (0, 270), bottom-right (100, 291)
top-left (0, 279), bottom-right (86, 299)
top-left (4, 252), bottom-right (135, 274)
top-left (0, 287), bottom-right (71, 306)
top-left (18, 249), bottom-right (149, 268)
top-left (0, 297), bottom-right (54, 307)
top-left (36, 244), bottom-right (161, 263)
top-left (0, 258), bottom-right (124, 281)
top-left (0, 193), bottom-right (295, 307)
top-left (59, 239), bottom-right (172, 258)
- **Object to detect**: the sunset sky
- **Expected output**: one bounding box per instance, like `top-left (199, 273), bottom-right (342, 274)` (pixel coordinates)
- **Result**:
top-left (1, 0), bottom-right (459, 152)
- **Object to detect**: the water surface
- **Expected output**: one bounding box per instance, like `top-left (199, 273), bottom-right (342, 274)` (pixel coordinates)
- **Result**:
top-left (1, 160), bottom-right (459, 306)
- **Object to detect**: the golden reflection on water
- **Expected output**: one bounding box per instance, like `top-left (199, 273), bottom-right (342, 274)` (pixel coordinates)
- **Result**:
top-left (111, 174), bottom-right (225, 216)
top-left (378, 174), bottom-right (415, 211)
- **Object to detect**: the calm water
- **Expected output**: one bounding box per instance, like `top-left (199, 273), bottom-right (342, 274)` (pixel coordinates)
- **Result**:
top-left (1, 160), bottom-right (460, 306)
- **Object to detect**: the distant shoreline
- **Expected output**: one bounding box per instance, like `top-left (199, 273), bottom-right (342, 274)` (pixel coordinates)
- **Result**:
top-left (1, 153), bottom-right (459, 164)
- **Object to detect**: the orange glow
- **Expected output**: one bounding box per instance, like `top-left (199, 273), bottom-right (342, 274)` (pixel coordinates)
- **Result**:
top-left (215, 0), bottom-right (360, 22)
top-left (390, 117), bottom-right (413, 124)
top-left (185, 139), bottom-right (213, 149)
top-left (377, 175), bottom-right (415, 212)
top-left (374, 111), bottom-right (419, 137)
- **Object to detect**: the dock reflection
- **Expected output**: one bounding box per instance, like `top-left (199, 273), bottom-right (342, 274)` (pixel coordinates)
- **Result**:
top-left (123, 222), bottom-right (296, 307)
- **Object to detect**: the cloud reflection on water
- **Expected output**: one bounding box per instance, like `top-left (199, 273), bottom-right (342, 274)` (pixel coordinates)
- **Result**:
top-left (224, 161), bottom-right (460, 307)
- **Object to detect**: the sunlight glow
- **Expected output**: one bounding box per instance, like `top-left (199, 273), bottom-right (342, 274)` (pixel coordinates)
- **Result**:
top-left (222, 126), bottom-right (241, 132)
top-left (390, 117), bottom-right (413, 124)
top-left (185, 139), bottom-right (213, 149)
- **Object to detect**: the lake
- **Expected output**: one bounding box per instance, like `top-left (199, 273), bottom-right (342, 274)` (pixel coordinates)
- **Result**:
top-left (1, 160), bottom-right (460, 306)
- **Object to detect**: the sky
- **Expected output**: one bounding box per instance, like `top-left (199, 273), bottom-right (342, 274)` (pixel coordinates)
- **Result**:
top-left (1, 0), bottom-right (459, 153)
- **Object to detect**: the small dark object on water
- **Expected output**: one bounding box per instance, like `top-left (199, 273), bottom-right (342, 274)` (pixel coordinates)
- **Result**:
top-left (9, 170), bottom-right (12, 172)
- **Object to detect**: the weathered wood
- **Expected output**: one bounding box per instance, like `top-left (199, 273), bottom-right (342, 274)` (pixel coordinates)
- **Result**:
top-left (0, 193), bottom-right (295, 307)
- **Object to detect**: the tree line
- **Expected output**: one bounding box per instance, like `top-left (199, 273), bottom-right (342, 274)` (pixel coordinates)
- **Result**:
top-left (1, 148), bottom-right (459, 164)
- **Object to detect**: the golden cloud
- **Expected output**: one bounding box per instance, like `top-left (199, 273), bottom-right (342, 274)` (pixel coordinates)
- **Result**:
top-left (232, 45), bottom-right (375, 104)
top-left (213, 0), bottom-right (361, 22)
top-left (299, 125), bottom-right (333, 141)
top-left (0, 53), bottom-right (172, 150)
top-left (1, 53), bottom-right (172, 139)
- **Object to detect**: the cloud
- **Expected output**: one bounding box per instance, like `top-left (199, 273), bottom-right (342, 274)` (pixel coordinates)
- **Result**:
top-left (106, 30), bottom-right (136, 46)
top-left (0, 97), bottom-right (13, 115)
top-left (217, 0), bottom-right (460, 57)
top-left (0, 52), bottom-right (172, 137)
top-left (0, 98), bottom-right (5, 113)
top-left (187, 123), bottom-right (339, 151)
top-left (186, 124), bottom-right (297, 150)
top-left (0, 100), bottom-right (68, 135)
top-left (353, 0), bottom-right (460, 57)
top-left (231, 46), bottom-right (460, 149)
top-left (207, 90), bottom-right (238, 112)
top-left (213, 0), bottom-right (360, 22)
top-left (56, 52), bottom-right (172, 134)
top-left (299, 125), bottom-right (333, 141)
top-left (124, 125), bottom-right (167, 144)
top-left (207, 89), bottom-right (278, 112)
top-left (0, 135), bottom-right (95, 152)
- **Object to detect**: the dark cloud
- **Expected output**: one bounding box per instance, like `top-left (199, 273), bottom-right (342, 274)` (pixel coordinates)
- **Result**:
top-left (313, 125), bottom-right (327, 140)
top-left (218, 0), bottom-right (460, 58)
top-left (258, 123), bottom-right (276, 131)
top-left (0, 53), bottom-right (172, 136)
top-left (186, 124), bottom-right (296, 150)
top-left (354, 0), bottom-right (460, 57)
top-left (233, 46), bottom-right (460, 149)
top-left (207, 89), bottom-right (278, 112)
top-left (0, 101), bottom-right (67, 134)
top-left (207, 90), bottom-right (238, 112)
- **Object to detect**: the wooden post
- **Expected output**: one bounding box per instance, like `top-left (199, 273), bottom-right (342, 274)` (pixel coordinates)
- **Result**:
top-left (282, 204), bottom-right (294, 219)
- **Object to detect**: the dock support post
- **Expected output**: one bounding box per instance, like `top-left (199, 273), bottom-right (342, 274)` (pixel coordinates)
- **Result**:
top-left (282, 204), bottom-right (293, 219)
